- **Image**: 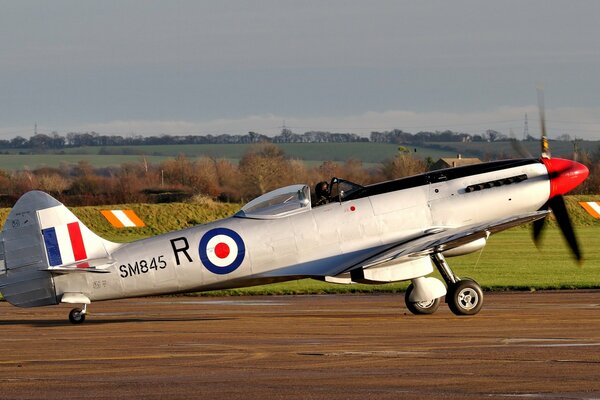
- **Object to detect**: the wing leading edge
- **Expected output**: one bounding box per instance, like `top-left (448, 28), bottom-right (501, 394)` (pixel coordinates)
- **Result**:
top-left (341, 210), bottom-right (549, 274)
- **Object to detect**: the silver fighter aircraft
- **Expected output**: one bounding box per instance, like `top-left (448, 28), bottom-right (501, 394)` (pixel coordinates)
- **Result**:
top-left (0, 152), bottom-right (588, 323)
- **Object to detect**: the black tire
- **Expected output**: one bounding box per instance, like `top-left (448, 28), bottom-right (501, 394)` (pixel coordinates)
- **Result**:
top-left (447, 279), bottom-right (483, 316)
top-left (405, 283), bottom-right (441, 315)
top-left (69, 308), bottom-right (86, 324)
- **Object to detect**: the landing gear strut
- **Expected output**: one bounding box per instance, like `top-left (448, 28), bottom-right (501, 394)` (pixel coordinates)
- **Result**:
top-left (430, 253), bottom-right (483, 316)
top-left (69, 304), bottom-right (87, 324)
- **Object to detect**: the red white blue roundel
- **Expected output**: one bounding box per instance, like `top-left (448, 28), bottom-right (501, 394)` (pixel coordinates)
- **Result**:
top-left (199, 228), bottom-right (246, 275)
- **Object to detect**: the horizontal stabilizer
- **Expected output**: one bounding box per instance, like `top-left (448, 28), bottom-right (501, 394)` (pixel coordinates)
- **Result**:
top-left (42, 258), bottom-right (115, 274)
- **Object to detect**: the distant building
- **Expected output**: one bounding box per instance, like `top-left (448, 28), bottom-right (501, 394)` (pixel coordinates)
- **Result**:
top-left (431, 154), bottom-right (481, 170)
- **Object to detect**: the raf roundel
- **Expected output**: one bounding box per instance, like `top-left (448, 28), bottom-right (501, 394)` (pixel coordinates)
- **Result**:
top-left (199, 227), bottom-right (246, 275)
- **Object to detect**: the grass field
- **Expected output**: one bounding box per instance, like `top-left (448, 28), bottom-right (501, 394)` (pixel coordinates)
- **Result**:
top-left (0, 154), bottom-right (171, 170)
top-left (58, 143), bottom-right (457, 161)
top-left (0, 143), bottom-right (458, 170)
top-left (0, 196), bottom-right (598, 295)
top-left (1, 140), bottom-right (598, 171)
top-left (433, 140), bottom-right (599, 159)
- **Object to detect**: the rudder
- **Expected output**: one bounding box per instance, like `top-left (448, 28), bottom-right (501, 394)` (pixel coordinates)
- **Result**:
top-left (0, 191), bottom-right (118, 307)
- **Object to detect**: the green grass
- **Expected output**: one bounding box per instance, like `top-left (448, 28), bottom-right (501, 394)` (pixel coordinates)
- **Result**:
top-left (449, 227), bottom-right (600, 289)
top-left (1, 140), bottom-right (598, 170)
top-left (431, 140), bottom-right (599, 159)
top-left (0, 143), bottom-right (461, 170)
top-left (58, 143), bottom-right (451, 163)
top-left (0, 154), bottom-right (170, 170)
top-left (71, 200), bottom-right (242, 242)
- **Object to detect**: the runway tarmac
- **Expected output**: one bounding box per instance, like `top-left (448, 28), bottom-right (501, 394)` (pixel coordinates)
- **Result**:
top-left (0, 291), bottom-right (599, 399)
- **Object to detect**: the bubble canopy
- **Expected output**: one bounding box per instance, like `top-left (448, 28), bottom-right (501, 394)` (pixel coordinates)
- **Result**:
top-left (235, 184), bottom-right (311, 219)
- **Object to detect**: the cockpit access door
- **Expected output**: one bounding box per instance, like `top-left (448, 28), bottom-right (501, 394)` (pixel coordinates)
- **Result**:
top-left (236, 184), bottom-right (312, 219)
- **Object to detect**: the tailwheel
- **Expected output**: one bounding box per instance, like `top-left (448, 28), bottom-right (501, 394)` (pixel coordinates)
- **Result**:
top-left (68, 305), bottom-right (87, 324)
top-left (447, 279), bottom-right (483, 316)
top-left (405, 284), bottom-right (441, 315)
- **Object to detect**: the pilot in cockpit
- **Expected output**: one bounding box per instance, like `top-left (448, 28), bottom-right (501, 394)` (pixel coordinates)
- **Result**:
top-left (314, 181), bottom-right (330, 206)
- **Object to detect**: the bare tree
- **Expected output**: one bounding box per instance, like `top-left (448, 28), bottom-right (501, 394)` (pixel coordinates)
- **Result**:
top-left (238, 144), bottom-right (289, 198)
top-left (380, 154), bottom-right (427, 180)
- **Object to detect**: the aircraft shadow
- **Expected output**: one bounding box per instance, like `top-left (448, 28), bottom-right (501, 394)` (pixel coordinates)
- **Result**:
top-left (0, 316), bottom-right (236, 327)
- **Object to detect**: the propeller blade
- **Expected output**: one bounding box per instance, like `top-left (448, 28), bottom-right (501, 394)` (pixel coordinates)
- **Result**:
top-left (532, 214), bottom-right (546, 245)
top-left (537, 85), bottom-right (551, 158)
top-left (510, 138), bottom-right (533, 158)
top-left (548, 195), bottom-right (582, 261)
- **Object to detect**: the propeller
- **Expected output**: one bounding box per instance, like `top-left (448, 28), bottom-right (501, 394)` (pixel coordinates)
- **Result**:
top-left (509, 137), bottom-right (532, 158)
top-left (531, 86), bottom-right (587, 263)
top-left (533, 196), bottom-right (581, 262)
top-left (537, 85), bottom-right (551, 159)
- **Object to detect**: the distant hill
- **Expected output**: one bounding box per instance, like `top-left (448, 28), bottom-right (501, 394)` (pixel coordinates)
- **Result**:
top-left (0, 140), bottom-right (597, 171)
top-left (424, 140), bottom-right (599, 160)
top-left (0, 143), bottom-right (458, 170)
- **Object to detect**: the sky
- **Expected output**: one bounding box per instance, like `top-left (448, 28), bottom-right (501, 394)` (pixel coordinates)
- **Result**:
top-left (1, 0), bottom-right (600, 140)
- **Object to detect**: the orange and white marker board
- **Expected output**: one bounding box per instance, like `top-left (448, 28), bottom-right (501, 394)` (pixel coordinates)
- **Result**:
top-left (579, 202), bottom-right (600, 219)
top-left (101, 210), bottom-right (146, 228)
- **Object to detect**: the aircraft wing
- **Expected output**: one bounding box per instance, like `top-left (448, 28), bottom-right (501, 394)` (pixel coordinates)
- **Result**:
top-left (344, 210), bottom-right (549, 272)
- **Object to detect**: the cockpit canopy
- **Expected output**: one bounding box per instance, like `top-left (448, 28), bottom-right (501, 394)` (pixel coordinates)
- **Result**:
top-left (328, 177), bottom-right (364, 202)
top-left (236, 184), bottom-right (311, 219)
top-left (235, 178), bottom-right (364, 220)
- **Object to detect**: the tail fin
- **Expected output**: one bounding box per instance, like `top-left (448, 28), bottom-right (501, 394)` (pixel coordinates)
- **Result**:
top-left (0, 191), bottom-right (118, 307)
top-left (37, 197), bottom-right (118, 269)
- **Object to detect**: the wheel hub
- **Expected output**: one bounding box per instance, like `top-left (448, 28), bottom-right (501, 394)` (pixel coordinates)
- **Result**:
top-left (458, 289), bottom-right (479, 310)
top-left (417, 299), bottom-right (435, 308)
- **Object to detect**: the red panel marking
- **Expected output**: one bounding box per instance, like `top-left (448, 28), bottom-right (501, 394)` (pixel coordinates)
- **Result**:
top-left (215, 243), bottom-right (230, 259)
top-left (67, 222), bottom-right (88, 261)
top-left (350, 206), bottom-right (356, 212)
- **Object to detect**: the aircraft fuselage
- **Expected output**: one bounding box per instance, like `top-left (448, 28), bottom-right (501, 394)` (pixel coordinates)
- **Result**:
top-left (53, 159), bottom-right (551, 302)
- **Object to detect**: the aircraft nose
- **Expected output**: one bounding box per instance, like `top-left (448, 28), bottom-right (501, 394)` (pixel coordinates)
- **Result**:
top-left (541, 157), bottom-right (589, 197)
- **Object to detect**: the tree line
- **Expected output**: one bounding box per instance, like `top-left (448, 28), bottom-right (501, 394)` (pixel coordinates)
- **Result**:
top-left (0, 128), bottom-right (543, 150)
top-left (0, 143), bottom-right (598, 208)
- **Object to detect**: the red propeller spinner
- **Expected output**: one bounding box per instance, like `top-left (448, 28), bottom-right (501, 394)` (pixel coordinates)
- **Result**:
top-left (541, 158), bottom-right (589, 198)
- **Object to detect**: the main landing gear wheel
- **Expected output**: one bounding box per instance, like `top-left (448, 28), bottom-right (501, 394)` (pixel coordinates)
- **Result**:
top-left (430, 253), bottom-right (484, 316)
top-left (69, 307), bottom-right (86, 324)
top-left (405, 284), bottom-right (441, 315)
top-left (447, 279), bottom-right (483, 316)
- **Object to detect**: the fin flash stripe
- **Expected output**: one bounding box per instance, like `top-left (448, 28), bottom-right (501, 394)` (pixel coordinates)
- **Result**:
top-left (67, 222), bottom-right (87, 261)
top-left (41, 222), bottom-right (88, 267)
top-left (42, 227), bottom-right (62, 266)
